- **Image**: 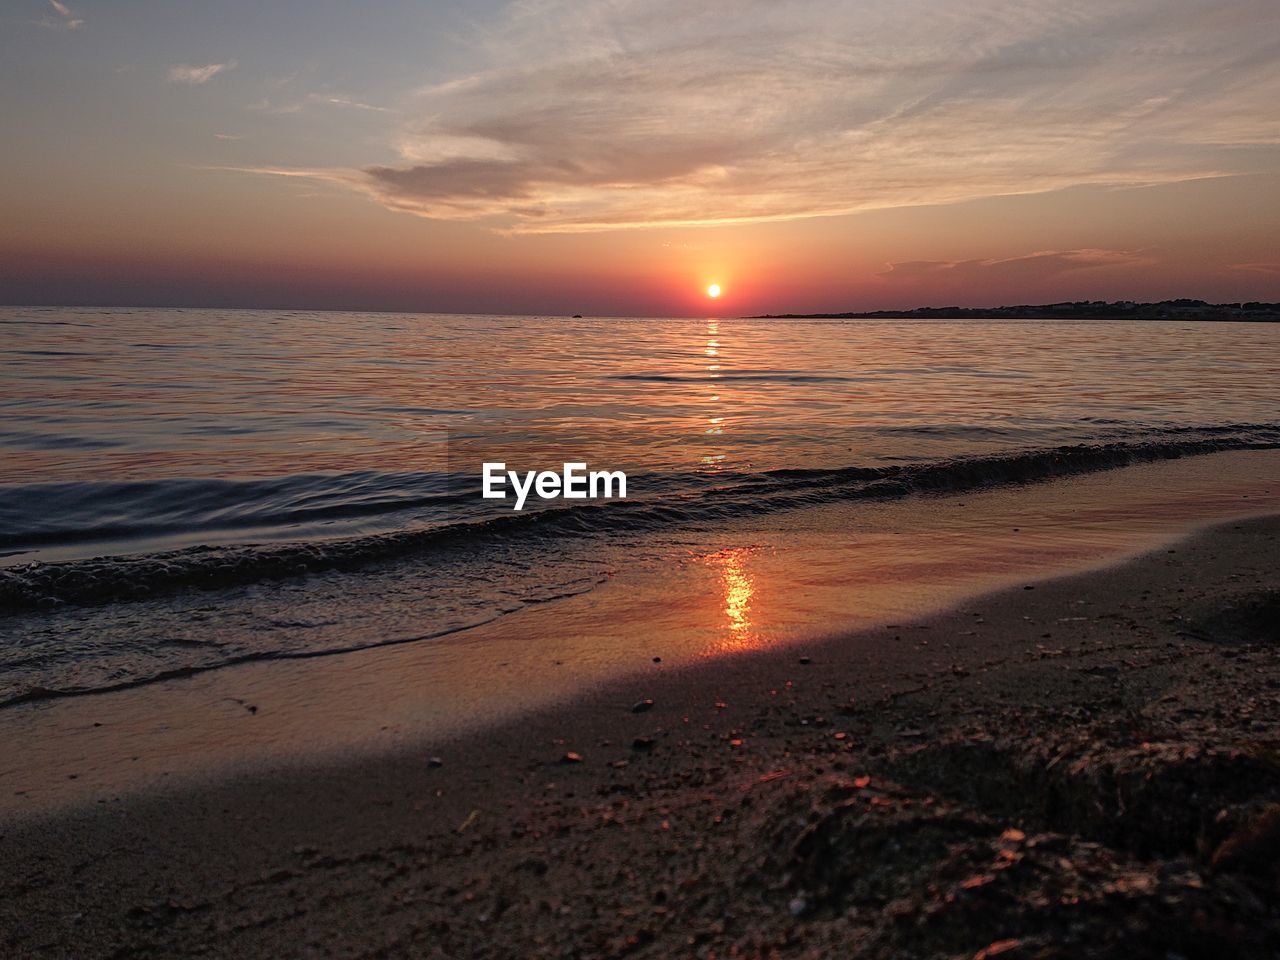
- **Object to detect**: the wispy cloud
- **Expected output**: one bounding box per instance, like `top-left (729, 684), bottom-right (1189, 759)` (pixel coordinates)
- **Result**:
top-left (35, 0), bottom-right (82, 30)
top-left (204, 165), bottom-right (348, 183)
top-left (312, 95), bottom-right (394, 113)
top-left (249, 92), bottom-right (394, 115)
top-left (168, 61), bottom-right (237, 85)
top-left (1228, 262), bottom-right (1280, 277)
top-left (232, 0), bottom-right (1280, 233)
top-left (881, 249), bottom-right (1155, 283)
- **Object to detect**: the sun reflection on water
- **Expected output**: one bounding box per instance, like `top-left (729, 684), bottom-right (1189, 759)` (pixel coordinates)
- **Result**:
top-left (701, 545), bottom-right (758, 650)
top-left (705, 318), bottom-right (724, 438)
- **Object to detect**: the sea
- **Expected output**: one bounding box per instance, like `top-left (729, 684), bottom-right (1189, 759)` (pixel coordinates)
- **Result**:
top-left (2, 306), bottom-right (1278, 709)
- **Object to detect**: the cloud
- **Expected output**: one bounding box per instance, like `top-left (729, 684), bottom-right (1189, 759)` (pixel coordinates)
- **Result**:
top-left (1228, 262), bottom-right (1280, 276)
top-left (239, 0), bottom-right (1280, 232)
top-left (312, 95), bottom-right (393, 113)
top-left (35, 0), bottom-right (82, 30)
top-left (168, 61), bottom-right (236, 85)
top-left (881, 249), bottom-right (1154, 282)
top-left (248, 93), bottom-right (393, 115)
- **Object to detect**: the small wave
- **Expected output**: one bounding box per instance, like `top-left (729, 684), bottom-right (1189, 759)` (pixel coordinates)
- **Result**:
top-left (0, 470), bottom-right (461, 551)
top-left (2, 425), bottom-right (1276, 613)
top-left (0, 611), bottom-right (502, 709)
top-left (0, 429), bottom-right (124, 450)
top-left (0, 570), bottom-right (608, 709)
top-left (612, 370), bottom-right (867, 384)
top-left (0, 319), bottom-right (94, 328)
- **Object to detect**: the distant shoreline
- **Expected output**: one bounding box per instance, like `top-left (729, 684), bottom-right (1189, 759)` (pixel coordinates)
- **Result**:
top-left (751, 298), bottom-right (1280, 321)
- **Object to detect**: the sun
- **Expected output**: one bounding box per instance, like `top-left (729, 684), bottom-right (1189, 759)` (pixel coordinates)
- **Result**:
top-left (707, 283), bottom-right (722, 299)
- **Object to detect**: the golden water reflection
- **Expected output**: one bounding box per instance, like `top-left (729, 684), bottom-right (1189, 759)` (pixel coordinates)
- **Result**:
top-left (702, 545), bottom-right (758, 650)
top-left (704, 318), bottom-right (725, 443)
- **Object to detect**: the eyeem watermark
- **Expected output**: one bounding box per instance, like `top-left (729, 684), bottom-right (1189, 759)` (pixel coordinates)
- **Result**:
top-left (482, 462), bottom-right (627, 511)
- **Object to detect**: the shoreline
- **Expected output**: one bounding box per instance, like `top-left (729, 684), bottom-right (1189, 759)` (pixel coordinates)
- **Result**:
top-left (4, 512), bottom-right (1280, 957)
top-left (746, 297), bottom-right (1280, 321)
top-left (2, 450), bottom-right (1279, 818)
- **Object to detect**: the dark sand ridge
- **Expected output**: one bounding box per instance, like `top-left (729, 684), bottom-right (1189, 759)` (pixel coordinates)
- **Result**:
top-left (3, 517), bottom-right (1280, 954)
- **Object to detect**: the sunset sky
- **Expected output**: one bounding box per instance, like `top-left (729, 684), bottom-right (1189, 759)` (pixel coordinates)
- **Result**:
top-left (2, 0), bottom-right (1278, 316)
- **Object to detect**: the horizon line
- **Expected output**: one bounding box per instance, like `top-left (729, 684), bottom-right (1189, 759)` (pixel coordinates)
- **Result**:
top-left (3, 296), bottom-right (1278, 322)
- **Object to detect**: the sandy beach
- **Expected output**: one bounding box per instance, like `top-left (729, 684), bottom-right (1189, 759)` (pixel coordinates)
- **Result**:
top-left (5, 0), bottom-right (1279, 954)
top-left (4, 510), bottom-right (1279, 958)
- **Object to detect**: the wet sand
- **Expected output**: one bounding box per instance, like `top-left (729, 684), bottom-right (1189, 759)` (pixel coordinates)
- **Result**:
top-left (4, 513), bottom-right (1279, 958)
